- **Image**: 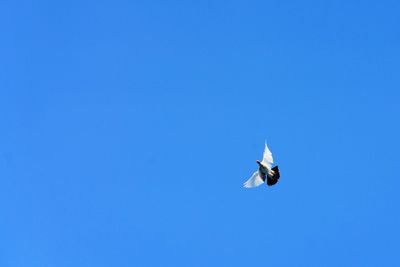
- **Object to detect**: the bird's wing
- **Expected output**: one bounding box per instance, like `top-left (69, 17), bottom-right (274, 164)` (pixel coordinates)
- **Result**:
top-left (243, 170), bottom-right (264, 188)
top-left (261, 142), bottom-right (273, 170)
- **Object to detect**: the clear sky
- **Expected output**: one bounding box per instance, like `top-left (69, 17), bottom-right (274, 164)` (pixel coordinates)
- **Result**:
top-left (1, 0), bottom-right (399, 266)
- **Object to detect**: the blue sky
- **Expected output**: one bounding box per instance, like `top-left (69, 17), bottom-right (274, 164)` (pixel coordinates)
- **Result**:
top-left (1, 0), bottom-right (400, 266)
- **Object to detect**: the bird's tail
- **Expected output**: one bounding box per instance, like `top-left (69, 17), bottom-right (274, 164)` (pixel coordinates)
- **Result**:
top-left (266, 166), bottom-right (280, 186)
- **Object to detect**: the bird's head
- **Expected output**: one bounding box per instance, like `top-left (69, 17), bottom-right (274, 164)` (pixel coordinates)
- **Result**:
top-left (256, 160), bottom-right (261, 165)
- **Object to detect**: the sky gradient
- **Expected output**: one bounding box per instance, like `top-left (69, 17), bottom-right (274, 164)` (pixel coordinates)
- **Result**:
top-left (1, 0), bottom-right (400, 266)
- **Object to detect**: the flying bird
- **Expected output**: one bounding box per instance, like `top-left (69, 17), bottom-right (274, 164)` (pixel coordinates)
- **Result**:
top-left (243, 142), bottom-right (280, 188)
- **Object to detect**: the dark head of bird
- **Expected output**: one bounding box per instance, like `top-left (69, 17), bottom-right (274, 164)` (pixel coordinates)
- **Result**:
top-left (256, 160), bottom-right (261, 166)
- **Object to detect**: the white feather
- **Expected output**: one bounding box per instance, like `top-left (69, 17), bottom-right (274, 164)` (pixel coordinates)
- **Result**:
top-left (262, 142), bottom-right (273, 170)
top-left (243, 170), bottom-right (264, 188)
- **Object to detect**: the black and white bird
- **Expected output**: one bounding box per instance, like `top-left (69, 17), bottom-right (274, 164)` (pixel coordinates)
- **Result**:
top-left (243, 142), bottom-right (280, 188)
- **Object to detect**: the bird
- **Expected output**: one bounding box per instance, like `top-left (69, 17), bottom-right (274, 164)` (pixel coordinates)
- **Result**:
top-left (243, 142), bottom-right (280, 188)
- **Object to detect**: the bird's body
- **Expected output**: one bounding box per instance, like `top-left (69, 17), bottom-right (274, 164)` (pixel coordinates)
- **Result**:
top-left (257, 160), bottom-right (272, 177)
top-left (244, 142), bottom-right (280, 188)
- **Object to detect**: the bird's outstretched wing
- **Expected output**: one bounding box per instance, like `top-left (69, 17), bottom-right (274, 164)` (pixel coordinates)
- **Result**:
top-left (243, 170), bottom-right (264, 188)
top-left (262, 142), bottom-right (273, 170)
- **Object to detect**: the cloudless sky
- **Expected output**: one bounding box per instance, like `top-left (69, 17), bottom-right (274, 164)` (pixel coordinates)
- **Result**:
top-left (1, 0), bottom-right (400, 266)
